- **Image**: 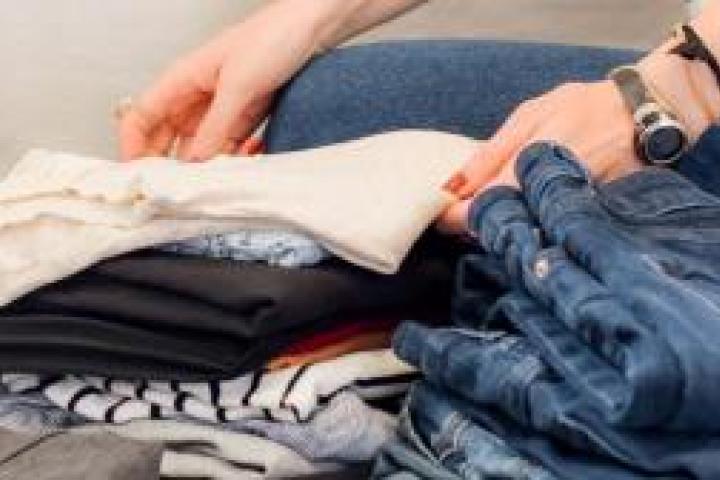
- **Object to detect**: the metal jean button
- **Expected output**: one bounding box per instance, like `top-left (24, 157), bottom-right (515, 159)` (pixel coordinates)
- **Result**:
top-left (533, 255), bottom-right (551, 278)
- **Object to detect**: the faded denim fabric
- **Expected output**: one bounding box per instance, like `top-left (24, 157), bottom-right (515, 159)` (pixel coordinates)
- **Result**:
top-left (466, 141), bottom-right (720, 433)
top-left (265, 41), bottom-right (640, 153)
top-left (371, 385), bottom-right (466, 480)
top-left (394, 323), bottom-right (720, 479)
top-left (236, 391), bottom-right (397, 463)
top-left (373, 438), bottom-right (462, 480)
top-left (405, 381), bottom-right (556, 480)
top-left (387, 139), bottom-right (720, 479)
top-left (0, 390), bottom-right (86, 433)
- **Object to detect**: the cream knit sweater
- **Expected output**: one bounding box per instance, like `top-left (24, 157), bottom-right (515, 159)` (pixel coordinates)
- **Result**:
top-left (0, 130), bottom-right (476, 307)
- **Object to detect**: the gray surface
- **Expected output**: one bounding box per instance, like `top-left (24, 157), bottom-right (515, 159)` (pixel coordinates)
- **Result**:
top-left (0, 1), bottom-right (686, 175)
top-left (361, 0), bottom-right (685, 49)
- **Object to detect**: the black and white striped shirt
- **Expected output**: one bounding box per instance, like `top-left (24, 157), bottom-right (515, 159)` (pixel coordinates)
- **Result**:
top-left (3, 349), bottom-right (416, 424)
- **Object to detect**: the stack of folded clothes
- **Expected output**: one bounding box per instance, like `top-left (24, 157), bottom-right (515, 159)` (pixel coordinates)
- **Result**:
top-left (373, 140), bottom-right (720, 480)
top-left (0, 131), bottom-right (477, 478)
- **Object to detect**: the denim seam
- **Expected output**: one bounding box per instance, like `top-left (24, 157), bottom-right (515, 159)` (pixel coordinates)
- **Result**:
top-left (434, 412), bottom-right (469, 463)
top-left (401, 388), bottom-right (445, 466)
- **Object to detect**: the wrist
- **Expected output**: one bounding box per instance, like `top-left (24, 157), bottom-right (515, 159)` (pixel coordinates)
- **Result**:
top-left (302, 0), bottom-right (367, 54)
top-left (635, 3), bottom-right (720, 141)
top-left (637, 52), bottom-right (714, 142)
top-left (306, 0), bottom-right (427, 53)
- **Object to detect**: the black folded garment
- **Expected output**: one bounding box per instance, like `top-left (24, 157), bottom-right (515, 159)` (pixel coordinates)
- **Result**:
top-left (1, 235), bottom-right (459, 381)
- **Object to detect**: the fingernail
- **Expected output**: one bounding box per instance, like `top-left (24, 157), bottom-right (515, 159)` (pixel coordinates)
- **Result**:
top-left (240, 137), bottom-right (265, 156)
top-left (443, 172), bottom-right (469, 197)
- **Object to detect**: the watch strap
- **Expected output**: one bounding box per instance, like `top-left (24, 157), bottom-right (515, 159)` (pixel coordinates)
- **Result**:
top-left (671, 24), bottom-right (720, 93)
top-left (609, 66), bottom-right (655, 114)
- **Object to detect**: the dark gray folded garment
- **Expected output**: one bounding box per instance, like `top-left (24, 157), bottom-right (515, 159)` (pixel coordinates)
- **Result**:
top-left (0, 428), bottom-right (162, 480)
top-left (0, 235), bottom-right (458, 381)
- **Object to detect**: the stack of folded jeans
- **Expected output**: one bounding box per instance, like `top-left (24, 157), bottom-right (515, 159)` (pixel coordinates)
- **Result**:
top-left (374, 138), bottom-right (720, 480)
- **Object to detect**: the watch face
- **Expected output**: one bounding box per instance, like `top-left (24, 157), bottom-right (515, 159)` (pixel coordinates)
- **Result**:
top-left (647, 126), bottom-right (686, 163)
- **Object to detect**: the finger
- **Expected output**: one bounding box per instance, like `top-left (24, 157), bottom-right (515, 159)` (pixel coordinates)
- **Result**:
top-left (175, 136), bottom-right (194, 160)
top-left (457, 100), bottom-right (544, 197)
top-left (239, 136), bottom-right (265, 156)
top-left (220, 138), bottom-right (239, 156)
top-left (137, 60), bottom-right (203, 130)
top-left (118, 111), bottom-right (152, 161)
top-left (119, 73), bottom-right (201, 161)
top-left (119, 60), bottom-right (208, 160)
top-left (188, 73), bottom-right (270, 160)
top-left (453, 144), bottom-right (502, 199)
top-left (147, 122), bottom-right (176, 157)
top-left (169, 96), bottom-right (212, 138)
top-left (480, 162), bottom-right (519, 192)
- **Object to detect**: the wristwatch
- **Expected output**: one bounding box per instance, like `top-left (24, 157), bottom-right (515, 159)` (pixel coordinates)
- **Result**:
top-left (609, 66), bottom-right (689, 166)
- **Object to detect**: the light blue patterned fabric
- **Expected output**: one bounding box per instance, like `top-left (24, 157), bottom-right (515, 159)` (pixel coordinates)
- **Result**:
top-left (0, 387), bottom-right (86, 432)
top-left (233, 391), bottom-right (397, 463)
top-left (161, 230), bottom-right (330, 268)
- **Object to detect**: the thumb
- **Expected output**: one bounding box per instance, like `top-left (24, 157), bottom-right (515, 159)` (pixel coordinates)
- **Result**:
top-left (457, 100), bottom-right (542, 196)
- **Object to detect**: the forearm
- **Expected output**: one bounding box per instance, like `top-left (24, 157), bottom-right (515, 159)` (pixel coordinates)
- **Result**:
top-left (301, 0), bottom-right (428, 52)
top-left (638, 2), bottom-right (720, 140)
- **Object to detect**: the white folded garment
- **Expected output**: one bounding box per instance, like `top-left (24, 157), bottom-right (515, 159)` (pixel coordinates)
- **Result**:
top-left (0, 130), bottom-right (475, 306)
top-left (75, 419), bottom-right (343, 479)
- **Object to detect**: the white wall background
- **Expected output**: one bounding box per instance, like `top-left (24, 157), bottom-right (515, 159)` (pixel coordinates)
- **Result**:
top-left (1, 1), bottom-right (262, 174)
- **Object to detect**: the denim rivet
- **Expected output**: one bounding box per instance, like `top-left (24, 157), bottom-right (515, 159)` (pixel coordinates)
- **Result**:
top-left (534, 256), bottom-right (550, 278)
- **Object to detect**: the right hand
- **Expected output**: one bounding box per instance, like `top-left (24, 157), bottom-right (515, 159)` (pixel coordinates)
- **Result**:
top-left (118, 0), bottom-right (323, 161)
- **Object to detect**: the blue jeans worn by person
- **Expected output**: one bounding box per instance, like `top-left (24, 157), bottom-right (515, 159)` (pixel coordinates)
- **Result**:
top-left (264, 40), bottom-right (641, 153)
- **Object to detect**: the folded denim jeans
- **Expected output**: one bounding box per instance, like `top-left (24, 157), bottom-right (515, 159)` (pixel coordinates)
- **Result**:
top-left (403, 380), bottom-right (556, 480)
top-left (464, 141), bottom-right (720, 432)
top-left (394, 323), bottom-right (720, 479)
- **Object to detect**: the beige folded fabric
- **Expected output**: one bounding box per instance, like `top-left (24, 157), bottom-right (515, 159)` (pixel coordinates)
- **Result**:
top-left (0, 130), bottom-right (475, 307)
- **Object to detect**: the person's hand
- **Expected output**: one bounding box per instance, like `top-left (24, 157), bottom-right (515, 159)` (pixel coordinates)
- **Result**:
top-left (117, 1), bottom-right (324, 161)
top-left (438, 80), bottom-right (644, 234)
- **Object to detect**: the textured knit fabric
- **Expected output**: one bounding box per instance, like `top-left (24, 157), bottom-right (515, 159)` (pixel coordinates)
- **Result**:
top-left (161, 229), bottom-right (330, 268)
top-left (0, 130), bottom-right (473, 307)
top-left (3, 349), bottom-right (416, 425)
top-left (2, 236), bottom-right (455, 380)
top-left (238, 390), bottom-right (397, 463)
top-left (0, 427), bottom-right (162, 480)
top-left (76, 419), bottom-right (341, 480)
top-left (0, 390), bottom-right (86, 432)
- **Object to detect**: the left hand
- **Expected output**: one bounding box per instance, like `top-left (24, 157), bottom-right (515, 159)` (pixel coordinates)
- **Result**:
top-left (438, 80), bottom-right (643, 234)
